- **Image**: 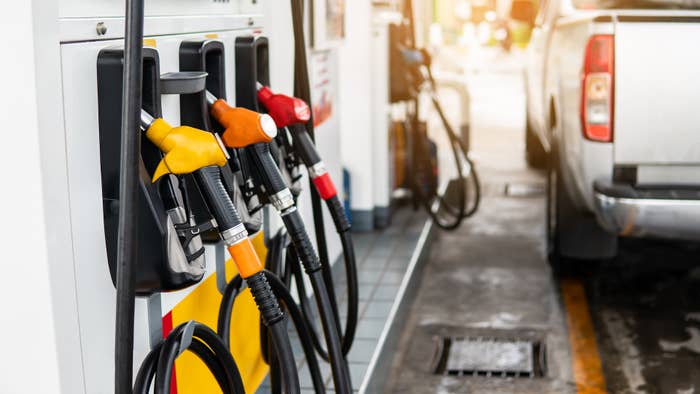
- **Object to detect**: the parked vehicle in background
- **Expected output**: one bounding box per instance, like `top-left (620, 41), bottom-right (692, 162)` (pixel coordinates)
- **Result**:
top-left (523, 0), bottom-right (700, 266)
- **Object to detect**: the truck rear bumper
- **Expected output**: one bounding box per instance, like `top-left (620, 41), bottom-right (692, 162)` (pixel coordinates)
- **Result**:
top-left (593, 180), bottom-right (700, 241)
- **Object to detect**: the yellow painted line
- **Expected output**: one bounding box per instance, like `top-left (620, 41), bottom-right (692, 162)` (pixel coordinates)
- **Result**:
top-left (561, 279), bottom-right (608, 394)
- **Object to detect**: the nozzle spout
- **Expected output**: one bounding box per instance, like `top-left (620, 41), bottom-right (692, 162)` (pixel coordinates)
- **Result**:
top-left (259, 114), bottom-right (278, 139)
top-left (140, 109), bottom-right (155, 131)
top-left (205, 90), bottom-right (218, 107)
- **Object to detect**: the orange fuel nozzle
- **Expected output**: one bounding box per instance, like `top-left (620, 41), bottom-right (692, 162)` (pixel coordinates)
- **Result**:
top-left (141, 111), bottom-right (229, 182)
top-left (206, 91), bottom-right (278, 148)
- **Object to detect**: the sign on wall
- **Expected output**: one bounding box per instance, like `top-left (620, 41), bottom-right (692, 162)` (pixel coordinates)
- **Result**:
top-left (310, 50), bottom-right (335, 127)
top-left (312, 0), bottom-right (346, 49)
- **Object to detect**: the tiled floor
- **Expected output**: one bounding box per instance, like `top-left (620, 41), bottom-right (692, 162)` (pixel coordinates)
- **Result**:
top-left (258, 207), bottom-right (430, 393)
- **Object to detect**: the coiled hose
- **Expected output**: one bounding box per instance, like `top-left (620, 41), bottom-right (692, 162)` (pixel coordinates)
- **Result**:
top-left (217, 233), bottom-right (326, 394)
top-left (133, 322), bottom-right (245, 394)
top-left (406, 57), bottom-right (480, 231)
top-left (220, 272), bottom-right (327, 394)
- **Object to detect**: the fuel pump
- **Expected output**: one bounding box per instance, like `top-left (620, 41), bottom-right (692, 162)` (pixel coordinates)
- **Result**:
top-left (286, 3), bottom-right (354, 354)
top-left (175, 39), bottom-right (333, 393)
top-left (207, 92), bottom-right (353, 394)
top-left (256, 83), bottom-right (359, 357)
top-left (388, 0), bottom-right (481, 231)
top-left (133, 110), bottom-right (299, 394)
top-left (109, 1), bottom-right (299, 392)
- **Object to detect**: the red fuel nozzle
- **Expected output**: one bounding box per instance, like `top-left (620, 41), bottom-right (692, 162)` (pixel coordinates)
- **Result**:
top-left (256, 83), bottom-right (311, 128)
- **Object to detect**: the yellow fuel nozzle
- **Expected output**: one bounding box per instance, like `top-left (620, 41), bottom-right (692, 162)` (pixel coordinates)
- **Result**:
top-left (140, 111), bottom-right (229, 182)
top-left (206, 92), bottom-right (277, 148)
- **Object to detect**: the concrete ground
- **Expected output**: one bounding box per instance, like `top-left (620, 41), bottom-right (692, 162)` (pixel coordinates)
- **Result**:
top-left (385, 48), bottom-right (700, 394)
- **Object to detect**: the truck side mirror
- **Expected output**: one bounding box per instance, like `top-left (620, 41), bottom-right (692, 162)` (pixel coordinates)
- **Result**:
top-left (510, 0), bottom-right (535, 25)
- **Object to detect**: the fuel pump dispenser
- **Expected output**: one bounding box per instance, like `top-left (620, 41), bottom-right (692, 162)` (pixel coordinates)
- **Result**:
top-left (165, 29), bottom-right (352, 393)
top-left (104, 1), bottom-right (302, 392)
top-left (389, 1), bottom-right (481, 231)
top-left (171, 32), bottom-right (350, 392)
top-left (206, 90), bottom-right (353, 394)
top-left (28, 0), bottom-right (353, 390)
top-left (256, 84), bottom-right (360, 358)
top-left (135, 109), bottom-right (300, 394)
top-left (236, 31), bottom-right (352, 392)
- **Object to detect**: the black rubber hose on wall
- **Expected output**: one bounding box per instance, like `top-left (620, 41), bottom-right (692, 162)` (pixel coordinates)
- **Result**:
top-left (114, 0), bottom-right (144, 391)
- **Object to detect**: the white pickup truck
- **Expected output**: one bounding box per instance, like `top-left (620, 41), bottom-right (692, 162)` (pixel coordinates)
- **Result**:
top-left (523, 0), bottom-right (700, 264)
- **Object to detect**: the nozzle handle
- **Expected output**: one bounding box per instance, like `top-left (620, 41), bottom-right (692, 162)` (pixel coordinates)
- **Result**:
top-left (288, 123), bottom-right (321, 165)
top-left (248, 143), bottom-right (289, 196)
top-left (256, 85), bottom-right (311, 128)
top-left (194, 166), bottom-right (243, 233)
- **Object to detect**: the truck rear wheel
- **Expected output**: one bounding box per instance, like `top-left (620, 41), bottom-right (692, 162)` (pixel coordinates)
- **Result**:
top-left (526, 117), bottom-right (547, 169)
top-left (546, 145), bottom-right (617, 275)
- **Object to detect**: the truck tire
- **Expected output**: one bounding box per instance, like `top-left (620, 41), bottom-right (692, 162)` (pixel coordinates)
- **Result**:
top-left (547, 144), bottom-right (617, 274)
top-left (526, 117), bottom-right (547, 169)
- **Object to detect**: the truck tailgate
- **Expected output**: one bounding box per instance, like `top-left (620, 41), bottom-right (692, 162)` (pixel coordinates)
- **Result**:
top-left (614, 19), bottom-right (700, 166)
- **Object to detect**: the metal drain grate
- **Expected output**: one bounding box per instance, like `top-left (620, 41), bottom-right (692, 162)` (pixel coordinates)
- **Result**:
top-left (504, 183), bottom-right (546, 198)
top-left (432, 336), bottom-right (547, 378)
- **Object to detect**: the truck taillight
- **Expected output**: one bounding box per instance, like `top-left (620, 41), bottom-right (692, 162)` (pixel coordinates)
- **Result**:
top-left (581, 35), bottom-right (614, 142)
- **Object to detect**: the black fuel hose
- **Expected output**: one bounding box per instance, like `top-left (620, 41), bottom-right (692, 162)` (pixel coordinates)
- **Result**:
top-left (282, 207), bottom-right (352, 394)
top-left (259, 226), bottom-right (286, 363)
top-left (288, 0), bottom-right (359, 361)
top-left (288, 245), bottom-right (326, 358)
top-left (286, 124), bottom-right (358, 356)
top-left (243, 143), bottom-right (352, 393)
top-left (263, 231), bottom-right (289, 394)
top-left (217, 275), bottom-right (244, 350)
top-left (114, 0), bottom-right (143, 391)
top-left (266, 268), bottom-right (325, 394)
top-left (217, 265), bottom-right (326, 393)
top-left (289, 0), bottom-right (336, 313)
top-left (289, 0), bottom-right (338, 327)
top-left (191, 165), bottom-right (300, 394)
